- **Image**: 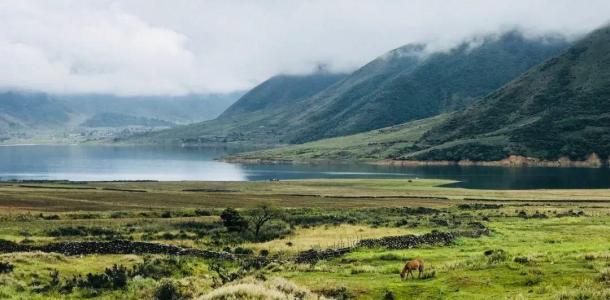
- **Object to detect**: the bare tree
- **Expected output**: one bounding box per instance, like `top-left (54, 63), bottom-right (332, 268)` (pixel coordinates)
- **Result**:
top-left (247, 203), bottom-right (280, 241)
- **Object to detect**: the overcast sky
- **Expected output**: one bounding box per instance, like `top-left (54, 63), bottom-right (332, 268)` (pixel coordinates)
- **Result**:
top-left (1, 0), bottom-right (609, 96)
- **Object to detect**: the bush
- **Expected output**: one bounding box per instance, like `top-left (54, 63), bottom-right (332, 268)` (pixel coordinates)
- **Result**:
top-left (194, 209), bottom-right (212, 216)
top-left (40, 214), bottom-right (61, 220)
top-left (584, 254), bottom-right (596, 261)
top-left (67, 264), bottom-right (129, 291)
top-left (252, 220), bottom-right (292, 242)
top-left (599, 268), bottom-right (610, 283)
top-left (486, 249), bottom-right (508, 264)
top-left (0, 261), bottom-right (14, 273)
top-left (221, 208), bottom-right (248, 232)
top-left (319, 286), bottom-right (354, 300)
top-left (131, 256), bottom-right (191, 280)
top-left (514, 256), bottom-right (529, 264)
top-left (383, 290), bottom-right (395, 300)
top-left (154, 279), bottom-right (186, 300)
top-left (233, 247), bottom-right (254, 255)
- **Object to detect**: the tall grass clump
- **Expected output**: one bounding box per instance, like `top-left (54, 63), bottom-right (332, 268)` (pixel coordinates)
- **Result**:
top-left (200, 276), bottom-right (328, 300)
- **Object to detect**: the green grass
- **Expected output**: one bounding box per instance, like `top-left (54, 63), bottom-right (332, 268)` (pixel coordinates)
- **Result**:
top-left (227, 115), bottom-right (447, 162)
top-left (0, 179), bottom-right (610, 299)
top-left (278, 216), bottom-right (610, 299)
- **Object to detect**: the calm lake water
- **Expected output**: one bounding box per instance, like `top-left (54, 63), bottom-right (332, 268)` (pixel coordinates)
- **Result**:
top-left (1, 145), bottom-right (609, 189)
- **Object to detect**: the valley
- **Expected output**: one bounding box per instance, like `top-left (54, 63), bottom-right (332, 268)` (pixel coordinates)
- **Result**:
top-left (1, 5), bottom-right (610, 299)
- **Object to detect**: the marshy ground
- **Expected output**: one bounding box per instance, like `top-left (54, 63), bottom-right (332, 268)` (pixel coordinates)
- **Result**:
top-left (0, 179), bottom-right (609, 299)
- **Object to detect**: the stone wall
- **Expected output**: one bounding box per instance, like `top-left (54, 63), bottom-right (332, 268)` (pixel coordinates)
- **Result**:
top-left (0, 239), bottom-right (233, 260)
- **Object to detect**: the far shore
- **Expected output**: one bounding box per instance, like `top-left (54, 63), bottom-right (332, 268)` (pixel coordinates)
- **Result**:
top-left (223, 154), bottom-right (609, 168)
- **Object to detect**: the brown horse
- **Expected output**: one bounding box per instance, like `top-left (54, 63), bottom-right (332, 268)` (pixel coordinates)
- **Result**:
top-left (400, 258), bottom-right (424, 280)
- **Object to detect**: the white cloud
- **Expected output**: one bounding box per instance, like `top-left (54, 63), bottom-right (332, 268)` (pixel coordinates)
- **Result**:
top-left (0, 0), bottom-right (609, 96)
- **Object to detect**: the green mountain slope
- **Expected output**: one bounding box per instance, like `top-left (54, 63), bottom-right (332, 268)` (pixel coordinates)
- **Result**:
top-left (287, 31), bottom-right (569, 143)
top-left (408, 25), bottom-right (610, 162)
top-left (126, 72), bottom-right (348, 145)
top-left (132, 31), bottom-right (568, 146)
top-left (219, 73), bottom-right (346, 118)
top-left (226, 114), bottom-right (448, 162)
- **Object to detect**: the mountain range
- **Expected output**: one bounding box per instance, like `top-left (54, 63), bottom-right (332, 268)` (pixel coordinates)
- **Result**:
top-left (0, 92), bottom-right (241, 143)
top-left (5, 25), bottom-right (610, 165)
top-left (131, 30), bottom-right (569, 146)
top-left (230, 25), bottom-right (610, 165)
top-left (410, 25), bottom-right (610, 162)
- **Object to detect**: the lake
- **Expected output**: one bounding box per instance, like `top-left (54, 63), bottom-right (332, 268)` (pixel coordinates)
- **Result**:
top-left (0, 145), bottom-right (609, 189)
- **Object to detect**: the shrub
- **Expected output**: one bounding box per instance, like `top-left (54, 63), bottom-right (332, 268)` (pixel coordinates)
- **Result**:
top-left (253, 220), bottom-right (292, 242)
top-left (58, 264), bottom-right (130, 293)
top-left (431, 219), bottom-right (449, 226)
top-left (531, 211), bottom-right (548, 219)
top-left (486, 249), bottom-right (508, 264)
top-left (319, 286), bottom-right (354, 300)
top-left (584, 254), bottom-right (596, 261)
top-left (394, 219), bottom-right (409, 227)
top-left (131, 256), bottom-right (191, 279)
top-left (514, 256), bottom-right (529, 264)
top-left (154, 279), bottom-right (186, 300)
top-left (599, 268), bottom-right (610, 283)
top-left (194, 209), bottom-right (212, 216)
top-left (383, 290), bottom-right (396, 300)
top-left (0, 261), bottom-right (14, 273)
top-left (40, 214), bottom-right (61, 220)
top-left (233, 247), bottom-right (254, 255)
top-left (221, 208), bottom-right (248, 232)
top-left (525, 272), bottom-right (542, 286)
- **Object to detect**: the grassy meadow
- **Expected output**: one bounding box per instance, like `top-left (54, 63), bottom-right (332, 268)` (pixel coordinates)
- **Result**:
top-left (0, 179), bottom-right (609, 299)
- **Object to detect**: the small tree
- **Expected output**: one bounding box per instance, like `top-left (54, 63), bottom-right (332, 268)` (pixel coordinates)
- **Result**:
top-left (247, 203), bottom-right (281, 241)
top-left (220, 208), bottom-right (248, 232)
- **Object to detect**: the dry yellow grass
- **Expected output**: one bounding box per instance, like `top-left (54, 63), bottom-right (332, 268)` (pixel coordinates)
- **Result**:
top-left (244, 224), bottom-right (425, 254)
top-left (200, 277), bottom-right (330, 300)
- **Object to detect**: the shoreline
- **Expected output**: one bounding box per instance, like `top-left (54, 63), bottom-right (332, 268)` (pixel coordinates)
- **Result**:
top-left (223, 154), bottom-right (609, 168)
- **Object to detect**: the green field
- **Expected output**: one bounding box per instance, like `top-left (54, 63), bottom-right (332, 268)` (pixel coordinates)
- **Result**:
top-left (225, 115), bottom-right (447, 162)
top-left (0, 179), bottom-right (609, 299)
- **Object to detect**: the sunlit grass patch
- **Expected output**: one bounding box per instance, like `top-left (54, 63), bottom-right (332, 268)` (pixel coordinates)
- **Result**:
top-left (244, 224), bottom-right (426, 254)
